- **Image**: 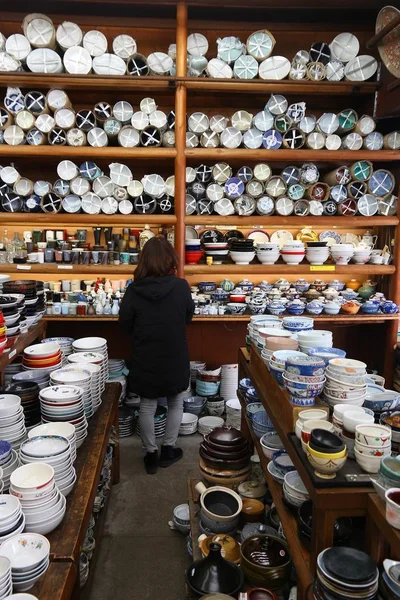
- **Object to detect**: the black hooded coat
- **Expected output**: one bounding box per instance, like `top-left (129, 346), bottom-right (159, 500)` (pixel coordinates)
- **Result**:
top-left (119, 275), bottom-right (195, 398)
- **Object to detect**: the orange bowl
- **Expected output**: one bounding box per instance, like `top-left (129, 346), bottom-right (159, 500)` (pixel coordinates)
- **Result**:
top-left (23, 350), bottom-right (61, 362)
top-left (23, 356), bottom-right (62, 368)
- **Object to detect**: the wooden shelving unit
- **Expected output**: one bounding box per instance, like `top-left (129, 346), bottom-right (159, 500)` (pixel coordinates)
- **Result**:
top-left (184, 264), bottom-right (395, 275)
top-left (366, 493), bottom-right (400, 563)
top-left (0, 214), bottom-right (177, 226)
top-left (0, 264), bottom-right (137, 274)
top-left (185, 148), bottom-right (400, 162)
top-left (0, 320), bottom-right (46, 381)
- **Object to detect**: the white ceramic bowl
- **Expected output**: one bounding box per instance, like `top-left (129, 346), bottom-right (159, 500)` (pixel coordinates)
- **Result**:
top-left (230, 251), bottom-right (256, 265)
top-left (355, 424), bottom-right (392, 447)
top-left (0, 395), bottom-right (22, 418)
top-left (343, 410), bottom-right (374, 433)
top-left (0, 533), bottom-right (50, 570)
top-left (10, 463), bottom-right (55, 493)
top-left (354, 448), bottom-right (381, 474)
top-left (0, 495), bottom-right (21, 523)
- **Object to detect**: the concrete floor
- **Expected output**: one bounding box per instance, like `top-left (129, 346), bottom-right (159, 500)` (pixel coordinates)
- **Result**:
top-left (88, 435), bottom-right (200, 600)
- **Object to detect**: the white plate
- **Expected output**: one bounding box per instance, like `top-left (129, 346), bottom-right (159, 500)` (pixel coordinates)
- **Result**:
top-left (345, 55), bottom-right (378, 81)
top-left (270, 230), bottom-right (293, 248)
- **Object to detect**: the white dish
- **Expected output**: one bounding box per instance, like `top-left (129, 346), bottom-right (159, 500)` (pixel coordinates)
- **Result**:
top-left (0, 533), bottom-right (50, 570)
top-left (10, 463), bottom-right (54, 492)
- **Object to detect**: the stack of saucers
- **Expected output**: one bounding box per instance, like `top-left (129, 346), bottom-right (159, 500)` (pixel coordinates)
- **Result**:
top-left (41, 337), bottom-right (74, 365)
top-left (0, 555), bottom-right (12, 598)
top-left (22, 342), bottom-right (63, 373)
top-left (19, 436), bottom-right (76, 500)
top-left (50, 367), bottom-right (94, 418)
top-left (39, 385), bottom-right (88, 449)
top-left (220, 364), bottom-right (239, 401)
top-left (118, 407), bottom-right (135, 438)
top-left (0, 494), bottom-right (24, 545)
top-left (108, 359), bottom-right (126, 378)
top-left (0, 532), bottom-right (50, 592)
top-left (1, 382), bottom-right (41, 430)
top-left (135, 405), bottom-right (167, 438)
top-left (0, 395), bottom-right (26, 450)
top-left (12, 369), bottom-right (51, 391)
top-left (28, 422), bottom-right (76, 461)
top-left (72, 338), bottom-right (108, 391)
top-left (315, 547), bottom-right (379, 600)
top-left (66, 356), bottom-right (103, 412)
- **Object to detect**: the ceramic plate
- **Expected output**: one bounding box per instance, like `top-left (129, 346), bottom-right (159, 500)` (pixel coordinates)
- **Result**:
top-left (340, 233), bottom-right (360, 247)
top-left (319, 230), bottom-right (342, 245)
top-left (376, 5), bottom-right (400, 78)
top-left (296, 228), bottom-right (318, 243)
top-left (247, 230), bottom-right (270, 244)
top-left (270, 230), bottom-right (293, 248)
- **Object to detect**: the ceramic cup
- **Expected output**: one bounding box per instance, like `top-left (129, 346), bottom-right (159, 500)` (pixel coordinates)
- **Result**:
top-left (386, 488), bottom-right (400, 530)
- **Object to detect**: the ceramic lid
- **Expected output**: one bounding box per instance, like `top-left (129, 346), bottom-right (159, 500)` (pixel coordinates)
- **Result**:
top-left (208, 426), bottom-right (245, 447)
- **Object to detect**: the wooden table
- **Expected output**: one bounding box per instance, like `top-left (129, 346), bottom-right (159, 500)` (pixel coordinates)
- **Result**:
top-left (366, 493), bottom-right (400, 563)
top-left (239, 345), bottom-right (372, 589)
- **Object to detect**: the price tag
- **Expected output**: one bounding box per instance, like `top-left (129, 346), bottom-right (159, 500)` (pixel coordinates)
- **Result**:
top-left (310, 265), bottom-right (336, 272)
top-left (9, 349), bottom-right (16, 359)
top-left (57, 265), bottom-right (73, 270)
top-left (17, 265), bottom-right (31, 270)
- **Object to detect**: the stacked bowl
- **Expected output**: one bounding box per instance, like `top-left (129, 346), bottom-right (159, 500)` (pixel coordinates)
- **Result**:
top-left (282, 316), bottom-right (313, 333)
top-left (184, 396), bottom-right (206, 416)
top-left (0, 532), bottom-right (50, 592)
top-left (306, 429), bottom-right (347, 479)
top-left (203, 242), bottom-right (228, 265)
top-left (0, 310), bottom-right (7, 359)
top-left (352, 246), bottom-right (372, 265)
top-left (135, 405), bottom-right (167, 439)
top-left (179, 413), bottom-right (198, 435)
top-left (354, 424), bottom-right (392, 474)
top-left (220, 364), bottom-right (238, 401)
top-left (66, 357), bottom-right (103, 412)
top-left (240, 534), bottom-right (292, 591)
top-left (72, 337), bottom-right (108, 392)
top-left (12, 369), bottom-right (51, 391)
top-left (1, 382), bottom-right (41, 430)
top-left (206, 396), bottom-right (225, 416)
top-left (196, 368), bottom-right (221, 398)
top-left (50, 367), bottom-right (94, 419)
top-left (22, 342), bottom-right (62, 373)
top-left (305, 242), bottom-right (329, 266)
top-left (269, 350), bottom-right (306, 388)
top-left (330, 244), bottom-right (355, 265)
top-left (226, 397), bottom-right (241, 429)
top-left (262, 336), bottom-right (298, 370)
top-left (19, 435), bottom-right (76, 500)
top-left (297, 330), bottom-right (333, 353)
top-left (0, 494), bottom-right (24, 544)
top-left (283, 355), bottom-right (326, 407)
top-left (260, 431), bottom-right (285, 459)
top-left (315, 547), bottom-right (378, 600)
top-left (283, 471), bottom-right (309, 508)
top-left (0, 395), bottom-right (26, 450)
top-left (28, 422), bottom-right (76, 460)
top-left (256, 242), bottom-right (280, 265)
top-left (322, 358), bottom-right (367, 410)
top-left (190, 361), bottom-right (206, 388)
top-left (280, 241), bottom-right (305, 265)
top-left (0, 555), bottom-right (12, 598)
top-left (1, 448), bottom-right (19, 493)
top-left (229, 240), bottom-right (255, 265)
top-left (199, 426), bottom-right (251, 487)
top-left (185, 239), bottom-right (204, 265)
top-left (39, 385), bottom-right (88, 449)
top-left (198, 416), bottom-right (224, 436)
top-left (117, 407), bottom-right (135, 438)
top-left (41, 337), bottom-right (74, 365)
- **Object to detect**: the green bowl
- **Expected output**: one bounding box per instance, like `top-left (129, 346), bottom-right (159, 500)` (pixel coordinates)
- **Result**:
top-left (380, 456), bottom-right (400, 481)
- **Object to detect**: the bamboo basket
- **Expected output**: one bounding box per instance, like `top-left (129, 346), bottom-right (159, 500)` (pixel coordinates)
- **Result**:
top-left (23, 14), bottom-right (56, 49)
top-left (93, 54), bottom-right (126, 75)
top-left (113, 34), bottom-right (137, 60)
top-left (27, 48), bottom-right (62, 73)
top-left (82, 30), bottom-right (108, 57)
top-left (56, 22), bottom-right (83, 51)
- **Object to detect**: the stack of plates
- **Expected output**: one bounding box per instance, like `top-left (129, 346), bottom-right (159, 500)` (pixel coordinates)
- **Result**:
top-left (28, 422), bottom-right (76, 460)
top-left (226, 397), bottom-right (241, 429)
top-left (0, 395), bottom-right (26, 450)
top-left (4, 361), bottom-right (23, 385)
top-left (19, 436), bottom-right (76, 500)
top-left (220, 364), bottom-right (239, 400)
top-left (66, 356), bottom-right (103, 412)
top-left (1, 449), bottom-right (19, 493)
top-left (118, 407), bottom-right (135, 438)
top-left (283, 471), bottom-right (309, 508)
top-left (22, 342), bottom-right (63, 373)
top-left (72, 337), bottom-right (108, 391)
top-left (39, 385), bottom-right (88, 449)
top-left (1, 382), bottom-right (41, 429)
top-left (0, 494), bottom-right (24, 545)
top-left (315, 547), bottom-right (379, 599)
top-left (41, 337), bottom-right (74, 365)
top-left (0, 554), bottom-right (12, 598)
top-left (50, 367), bottom-right (94, 418)
top-left (135, 405), bottom-right (167, 438)
top-left (0, 532), bottom-right (50, 592)
top-left (190, 361), bottom-right (206, 388)
top-left (108, 359), bottom-right (126, 378)
top-left (12, 369), bottom-right (51, 391)
top-left (125, 393), bottom-right (140, 408)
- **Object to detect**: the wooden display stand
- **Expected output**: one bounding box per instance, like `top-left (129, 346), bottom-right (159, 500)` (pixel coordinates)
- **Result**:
top-left (366, 493), bottom-right (400, 563)
top-left (238, 345), bottom-right (376, 597)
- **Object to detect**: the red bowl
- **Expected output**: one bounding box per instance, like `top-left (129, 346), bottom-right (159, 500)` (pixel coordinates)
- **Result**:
top-left (185, 251), bottom-right (204, 265)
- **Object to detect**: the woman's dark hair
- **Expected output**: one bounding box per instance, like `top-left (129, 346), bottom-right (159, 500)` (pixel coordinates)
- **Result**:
top-left (134, 236), bottom-right (179, 281)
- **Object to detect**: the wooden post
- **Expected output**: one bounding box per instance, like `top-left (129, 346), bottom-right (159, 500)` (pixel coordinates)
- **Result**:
top-left (174, 1), bottom-right (187, 278)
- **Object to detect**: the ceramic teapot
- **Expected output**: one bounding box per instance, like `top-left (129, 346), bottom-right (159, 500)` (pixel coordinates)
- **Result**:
top-left (293, 278), bottom-right (310, 292)
top-left (358, 280), bottom-right (378, 300)
top-left (329, 279), bottom-right (345, 291)
top-left (273, 278), bottom-right (290, 291)
top-left (361, 231), bottom-right (378, 248)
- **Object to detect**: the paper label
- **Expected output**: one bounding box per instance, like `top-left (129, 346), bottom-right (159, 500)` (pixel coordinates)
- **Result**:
top-left (57, 265), bottom-right (73, 270)
top-left (310, 265), bottom-right (336, 272)
top-left (17, 265), bottom-right (31, 270)
top-left (9, 350), bottom-right (16, 359)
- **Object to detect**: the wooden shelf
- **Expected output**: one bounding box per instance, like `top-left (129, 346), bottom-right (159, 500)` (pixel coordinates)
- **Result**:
top-left (185, 216), bottom-right (399, 227)
top-left (0, 320), bottom-right (46, 374)
top-left (186, 149), bottom-right (400, 162)
top-left (0, 265), bottom-right (136, 274)
top-left (238, 391), bottom-right (312, 596)
top-left (184, 264), bottom-right (396, 275)
top-left (0, 73), bottom-right (177, 92)
top-left (191, 314), bottom-right (399, 324)
top-left (1, 214), bottom-right (177, 226)
top-left (183, 78), bottom-right (379, 95)
top-left (366, 493), bottom-right (400, 561)
top-left (0, 146), bottom-right (176, 160)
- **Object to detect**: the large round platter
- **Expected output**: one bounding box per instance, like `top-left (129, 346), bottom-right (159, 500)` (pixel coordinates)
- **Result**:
top-left (376, 6), bottom-right (400, 78)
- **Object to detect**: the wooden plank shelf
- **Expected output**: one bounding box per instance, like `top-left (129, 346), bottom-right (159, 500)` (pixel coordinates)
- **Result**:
top-left (184, 264), bottom-right (396, 275)
top-left (0, 320), bottom-right (46, 376)
top-left (0, 264), bottom-right (137, 274)
top-left (1, 214), bottom-right (177, 226)
top-left (366, 493), bottom-right (400, 564)
top-left (238, 390), bottom-right (313, 598)
top-left (183, 78), bottom-right (379, 95)
top-left (0, 146), bottom-right (176, 160)
top-left (184, 216), bottom-right (399, 227)
top-left (186, 149), bottom-right (400, 162)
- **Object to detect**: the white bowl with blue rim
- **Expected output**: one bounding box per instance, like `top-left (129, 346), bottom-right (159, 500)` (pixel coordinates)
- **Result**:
top-left (307, 347), bottom-right (346, 365)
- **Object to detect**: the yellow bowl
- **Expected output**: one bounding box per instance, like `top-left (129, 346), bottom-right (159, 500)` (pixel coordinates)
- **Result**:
top-left (307, 443), bottom-right (346, 460)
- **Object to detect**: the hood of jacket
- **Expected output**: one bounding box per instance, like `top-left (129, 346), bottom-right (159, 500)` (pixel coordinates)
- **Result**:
top-left (131, 275), bottom-right (177, 301)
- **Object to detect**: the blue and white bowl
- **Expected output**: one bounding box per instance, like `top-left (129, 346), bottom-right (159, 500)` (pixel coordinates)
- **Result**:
top-left (245, 386), bottom-right (259, 402)
top-left (290, 396), bottom-right (316, 407)
top-left (227, 303), bottom-right (247, 315)
top-left (270, 365), bottom-right (285, 388)
top-left (381, 301), bottom-right (399, 314)
top-left (286, 303), bottom-right (306, 316)
top-left (283, 375), bottom-right (326, 398)
top-left (364, 388), bottom-right (400, 413)
top-left (282, 316), bottom-right (314, 331)
top-left (272, 450), bottom-right (295, 475)
top-left (285, 355), bottom-right (325, 377)
top-left (0, 440), bottom-right (12, 465)
top-left (360, 300), bottom-right (380, 314)
top-left (198, 282), bottom-right (217, 293)
top-left (239, 378), bottom-right (252, 394)
top-left (246, 402), bottom-right (264, 420)
top-left (307, 347), bottom-right (346, 365)
top-left (306, 301), bottom-right (324, 315)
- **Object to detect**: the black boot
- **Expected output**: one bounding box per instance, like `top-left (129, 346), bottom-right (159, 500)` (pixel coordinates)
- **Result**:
top-left (159, 445), bottom-right (183, 468)
top-left (144, 450), bottom-right (158, 474)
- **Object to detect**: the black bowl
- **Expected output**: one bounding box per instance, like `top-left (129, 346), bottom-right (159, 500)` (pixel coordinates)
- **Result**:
top-left (309, 440), bottom-right (345, 455)
top-left (306, 242), bottom-right (328, 247)
top-left (310, 429), bottom-right (344, 452)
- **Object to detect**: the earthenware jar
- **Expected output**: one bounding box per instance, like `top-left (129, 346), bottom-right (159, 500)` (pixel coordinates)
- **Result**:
top-left (346, 278), bottom-right (361, 291)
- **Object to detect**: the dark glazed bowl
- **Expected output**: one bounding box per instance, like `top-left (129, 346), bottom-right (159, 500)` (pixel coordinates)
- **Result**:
top-left (310, 429), bottom-right (345, 453)
top-left (208, 426), bottom-right (247, 447)
top-left (240, 534), bottom-right (291, 591)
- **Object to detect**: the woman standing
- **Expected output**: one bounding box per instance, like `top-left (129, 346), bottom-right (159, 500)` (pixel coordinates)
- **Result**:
top-left (119, 236), bottom-right (195, 474)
